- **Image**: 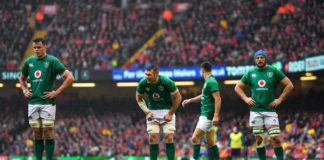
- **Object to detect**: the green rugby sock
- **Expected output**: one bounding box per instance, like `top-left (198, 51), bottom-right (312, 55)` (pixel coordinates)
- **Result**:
top-left (34, 139), bottom-right (44, 160)
top-left (193, 144), bottom-right (201, 159)
top-left (257, 147), bottom-right (266, 160)
top-left (210, 145), bottom-right (220, 160)
top-left (45, 139), bottom-right (54, 160)
top-left (166, 143), bottom-right (175, 160)
top-left (149, 144), bottom-right (159, 160)
top-left (274, 147), bottom-right (284, 160)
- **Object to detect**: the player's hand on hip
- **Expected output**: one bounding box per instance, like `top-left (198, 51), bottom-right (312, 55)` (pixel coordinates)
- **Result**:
top-left (43, 90), bottom-right (58, 99)
top-left (146, 112), bottom-right (154, 121)
top-left (212, 116), bottom-right (219, 126)
top-left (269, 99), bottom-right (281, 108)
top-left (244, 97), bottom-right (256, 106)
top-left (163, 113), bottom-right (173, 121)
top-left (182, 99), bottom-right (190, 107)
top-left (23, 89), bottom-right (33, 98)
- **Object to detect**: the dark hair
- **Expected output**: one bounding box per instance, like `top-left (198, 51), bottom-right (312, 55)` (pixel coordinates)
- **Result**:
top-left (33, 38), bottom-right (46, 45)
top-left (201, 61), bottom-right (212, 72)
top-left (146, 64), bottom-right (159, 74)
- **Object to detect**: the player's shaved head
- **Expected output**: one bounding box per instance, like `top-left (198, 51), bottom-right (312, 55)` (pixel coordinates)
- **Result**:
top-left (146, 64), bottom-right (159, 74)
top-left (201, 61), bottom-right (212, 72)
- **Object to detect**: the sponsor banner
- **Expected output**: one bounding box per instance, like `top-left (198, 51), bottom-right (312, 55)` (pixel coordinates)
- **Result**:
top-left (284, 60), bottom-right (305, 73)
top-left (226, 65), bottom-right (255, 77)
top-left (173, 3), bottom-right (191, 12)
top-left (40, 5), bottom-right (59, 15)
top-left (112, 66), bottom-right (226, 81)
top-left (0, 69), bottom-right (110, 82)
top-left (305, 55), bottom-right (324, 72)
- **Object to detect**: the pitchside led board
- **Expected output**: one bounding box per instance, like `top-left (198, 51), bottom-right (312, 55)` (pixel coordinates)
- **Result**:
top-left (112, 66), bottom-right (226, 81)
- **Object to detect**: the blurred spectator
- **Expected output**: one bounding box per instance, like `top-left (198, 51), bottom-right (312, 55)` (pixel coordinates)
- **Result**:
top-left (1, 88), bottom-right (323, 158)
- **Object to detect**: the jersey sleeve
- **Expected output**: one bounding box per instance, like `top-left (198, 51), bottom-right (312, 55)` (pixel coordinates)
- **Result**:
top-left (167, 78), bottom-right (177, 94)
top-left (240, 72), bottom-right (250, 84)
top-left (53, 57), bottom-right (66, 75)
top-left (21, 60), bottom-right (29, 77)
top-left (208, 79), bottom-right (220, 93)
top-left (136, 79), bottom-right (146, 95)
top-left (276, 69), bottom-right (286, 82)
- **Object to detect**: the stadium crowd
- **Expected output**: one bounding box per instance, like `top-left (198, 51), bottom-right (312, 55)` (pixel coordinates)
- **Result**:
top-left (0, 0), bottom-right (34, 70)
top-left (133, 0), bottom-right (323, 68)
top-left (1, 0), bottom-right (323, 70)
top-left (1, 89), bottom-right (323, 159)
top-left (45, 0), bottom-right (162, 70)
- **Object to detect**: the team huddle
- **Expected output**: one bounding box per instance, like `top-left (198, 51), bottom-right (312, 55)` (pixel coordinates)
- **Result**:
top-left (21, 38), bottom-right (293, 160)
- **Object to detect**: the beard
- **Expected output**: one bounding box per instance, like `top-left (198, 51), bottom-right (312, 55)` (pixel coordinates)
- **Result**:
top-left (257, 62), bottom-right (266, 68)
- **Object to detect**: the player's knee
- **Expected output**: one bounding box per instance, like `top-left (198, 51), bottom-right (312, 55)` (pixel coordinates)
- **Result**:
top-left (43, 128), bottom-right (54, 140)
top-left (163, 134), bottom-right (174, 143)
top-left (254, 134), bottom-right (265, 148)
top-left (149, 134), bottom-right (159, 144)
top-left (206, 139), bottom-right (215, 147)
top-left (253, 127), bottom-right (265, 148)
top-left (191, 136), bottom-right (201, 144)
top-left (271, 136), bottom-right (281, 146)
top-left (32, 128), bottom-right (43, 140)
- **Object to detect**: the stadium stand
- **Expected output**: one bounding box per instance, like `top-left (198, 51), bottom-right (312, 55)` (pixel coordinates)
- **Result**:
top-left (132, 0), bottom-right (323, 68)
top-left (0, 0), bottom-right (34, 70)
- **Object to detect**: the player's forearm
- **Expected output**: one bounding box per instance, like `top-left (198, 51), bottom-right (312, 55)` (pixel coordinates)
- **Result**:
top-left (137, 99), bottom-right (150, 114)
top-left (19, 77), bottom-right (28, 91)
top-left (190, 94), bottom-right (202, 103)
top-left (168, 93), bottom-right (182, 114)
top-left (214, 98), bottom-right (221, 117)
top-left (56, 75), bottom-right (74, 95)
top-left (234, 86), bottom-right (248, 101)
top-left (278, 83), bottom-right (294, 102)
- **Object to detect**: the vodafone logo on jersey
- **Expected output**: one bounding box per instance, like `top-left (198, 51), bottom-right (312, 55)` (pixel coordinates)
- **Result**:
top-left (258, 80), bottom-right (266, 87)
top-left (153, 93), bottom-right (160, 99)
top-left (34, 70), bottom-right (42, 78)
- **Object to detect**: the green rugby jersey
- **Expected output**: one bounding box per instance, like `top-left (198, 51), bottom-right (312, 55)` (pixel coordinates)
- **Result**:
top-left (201, 76), bottom-right (220, 120)
top-left (137, 75), bottom-right (177, 110)
top-left (241, 65), bottom-right (286, 112)
top-left (21, 55), bottom-right (66, 105)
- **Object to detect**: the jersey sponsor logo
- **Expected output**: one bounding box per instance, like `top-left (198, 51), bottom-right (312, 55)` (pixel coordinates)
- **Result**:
top-left (252, 74), bottom-right (256, 77)
top-left (152, 93), bottom-right (160, 99)
top-left (258, 80), bottom-right (266, 87)
top-left (34, 70), bottom-right (42, 78)
top-left (145, 88), bottom-right (150, 92)
top-left (29, 63), bottom-right (34, 67)
top-left (158, 85), bottom-right (164, 91)
top-left (267, 72), bottom-right (273, 78)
